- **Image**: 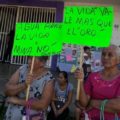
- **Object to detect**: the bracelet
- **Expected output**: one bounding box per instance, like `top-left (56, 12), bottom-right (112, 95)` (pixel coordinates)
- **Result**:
top-left (102, 100), bottom-right (108, 110)
top-left (25, 99), bottom-right (34, 109)
top-left (100, 99), bottom-right (108, 120)
top-left (29, 99), bottom-right (34, 108)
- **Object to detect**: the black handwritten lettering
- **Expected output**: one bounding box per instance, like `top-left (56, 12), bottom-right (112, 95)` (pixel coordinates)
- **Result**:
top-left (84, 18), bottom-right (89, 25)
top-left (36, 44), bottom-right (60, 56)
top-left (13, 45), bottom-right (20, 53)
top-left (97, 19), bottom-right (111, 28)
top-left (77, 7), bottom-right (97, 15)
top-left (69, 7), bottom-right (74, 14)
top-left (64, 7), bottom-right (69, 15)
top-left (67, 27), bottom-right (96, 37)
top-left (38, 33), bottom-right (49, 39)
top-left (97, 19), bottom-right (103, 27)
top-left (86, 8), bottom-right (92, 14)
top-left (36, 46), bottom-right (49, 53)
top-left (86, 18), bottom-right (93, 25)
top-left (29, 34), bottom-right (34, 40)
top-left (15, 34), bottom-right (20, 40)
top-left (90, 7), bottom-right (97, 15)
top-left (44, 24), bottom-right (62, 30)
top-left (24, 24), bottom-right (31, 31)
top-left (35, 23), bottom-right (40, 30)
top-left (43, 33), bottom-right (49, 38)
top-left (77, 8), bottom-right (84, 15)
top-left (24, 23), bottom-right (40, 31)
top-left (43, 46), bottom-right (49, 52)
top-left (67, 28), bottom-right (76, 35)
top-left (80, 29), bottom-right (86, 36)
top-left (79, 28), bottom-right (96, 37)
top-left (21, 34), bottom-right (27, 40)
top-left (99, 7), bottom-right (112, 16)
top-left (21, 47), bottom-right (32, 55)
top-left (64, 16), bottom-right (72, 24)
top-left (44, 33), bottom-right (49, 38)
top-left (15, 34), bottom-right (28, 41)
top-left (37, 46), bottom-right (42, 53)
top-left (51, 41), bottom-right (57, 46)
top-left (13, 45), bottom-right (32, 55)
top-left (76, 18), bottom-right (83, 24)
top-left (86, 29), bottom-right (96, 36)
top-left (66, 28), bottom-right (71, 35)
top-left (76, 18), bottom-right (94, 25)
top-left (18, 32), bottom-right (49, 41)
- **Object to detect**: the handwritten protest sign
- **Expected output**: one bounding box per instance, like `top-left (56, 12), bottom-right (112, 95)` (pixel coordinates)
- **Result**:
top-left (12, 23), bottom-right (62, 56)
top-left (12, 6), bottom-right (114, 56)
top-left (63, 6), bottom-right (114, 47)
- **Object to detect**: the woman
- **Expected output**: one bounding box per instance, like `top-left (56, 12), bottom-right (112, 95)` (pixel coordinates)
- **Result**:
top-left (48, 71), bottom-right (73, 120)
top-left (4, 56), bottom-right (54, 120)
top-left (75, 45), bottom-right (120, 120)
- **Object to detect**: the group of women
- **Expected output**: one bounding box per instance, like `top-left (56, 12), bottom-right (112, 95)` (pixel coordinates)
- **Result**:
top-left (3, 44), bottom-right (120, 120)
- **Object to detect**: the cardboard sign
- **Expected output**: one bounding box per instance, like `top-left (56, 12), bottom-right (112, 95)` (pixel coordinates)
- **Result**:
top-left (12, 23), bottom-right (62, 56)
top-left (63, 6), bottom-right (114, 47)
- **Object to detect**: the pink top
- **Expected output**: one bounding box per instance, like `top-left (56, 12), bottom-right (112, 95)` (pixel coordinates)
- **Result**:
top-left (84, 72), bottom-right (120, 120)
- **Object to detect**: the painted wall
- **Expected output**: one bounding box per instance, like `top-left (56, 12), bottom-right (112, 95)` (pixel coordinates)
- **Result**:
top-left (0, 0), bottom-right (64, 71)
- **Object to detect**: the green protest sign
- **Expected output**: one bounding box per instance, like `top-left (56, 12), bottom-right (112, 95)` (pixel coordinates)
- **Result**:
top-left (12, 6), bottom-right (114, 57)
top-left (12, 23), bottom-right (62, 56)
top-left (63, 6), bottom-right (114, 47)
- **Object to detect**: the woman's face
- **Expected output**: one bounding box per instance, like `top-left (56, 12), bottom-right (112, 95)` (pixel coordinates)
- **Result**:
top-left (58, 73), bottom-right (66, 84)
top-left (101, 47), bottom-right (119, 68)
top-left (28, 57), bottom-right (45, 70)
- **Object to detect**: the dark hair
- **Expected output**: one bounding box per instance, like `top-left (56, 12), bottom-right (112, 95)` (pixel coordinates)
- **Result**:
top-left (59, 71), bottom-right (68, 83)
top-left (37, 56), bottom-right (49, 62)
top-left (84, 46), bottom-right (90, 52)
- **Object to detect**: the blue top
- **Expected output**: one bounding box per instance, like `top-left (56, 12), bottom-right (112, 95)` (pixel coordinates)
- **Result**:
top-left (5, 64), bottom-right (54, 120)
top-left (55, 82), bottom-right (73, 102)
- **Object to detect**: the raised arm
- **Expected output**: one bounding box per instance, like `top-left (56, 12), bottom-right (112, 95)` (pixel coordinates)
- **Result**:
top-left (75, 69), bottom-right (91, 107)
top-left (79, 81), bottom-right (90, 107)
top-left (5, 69), bottom-right (27, 96)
